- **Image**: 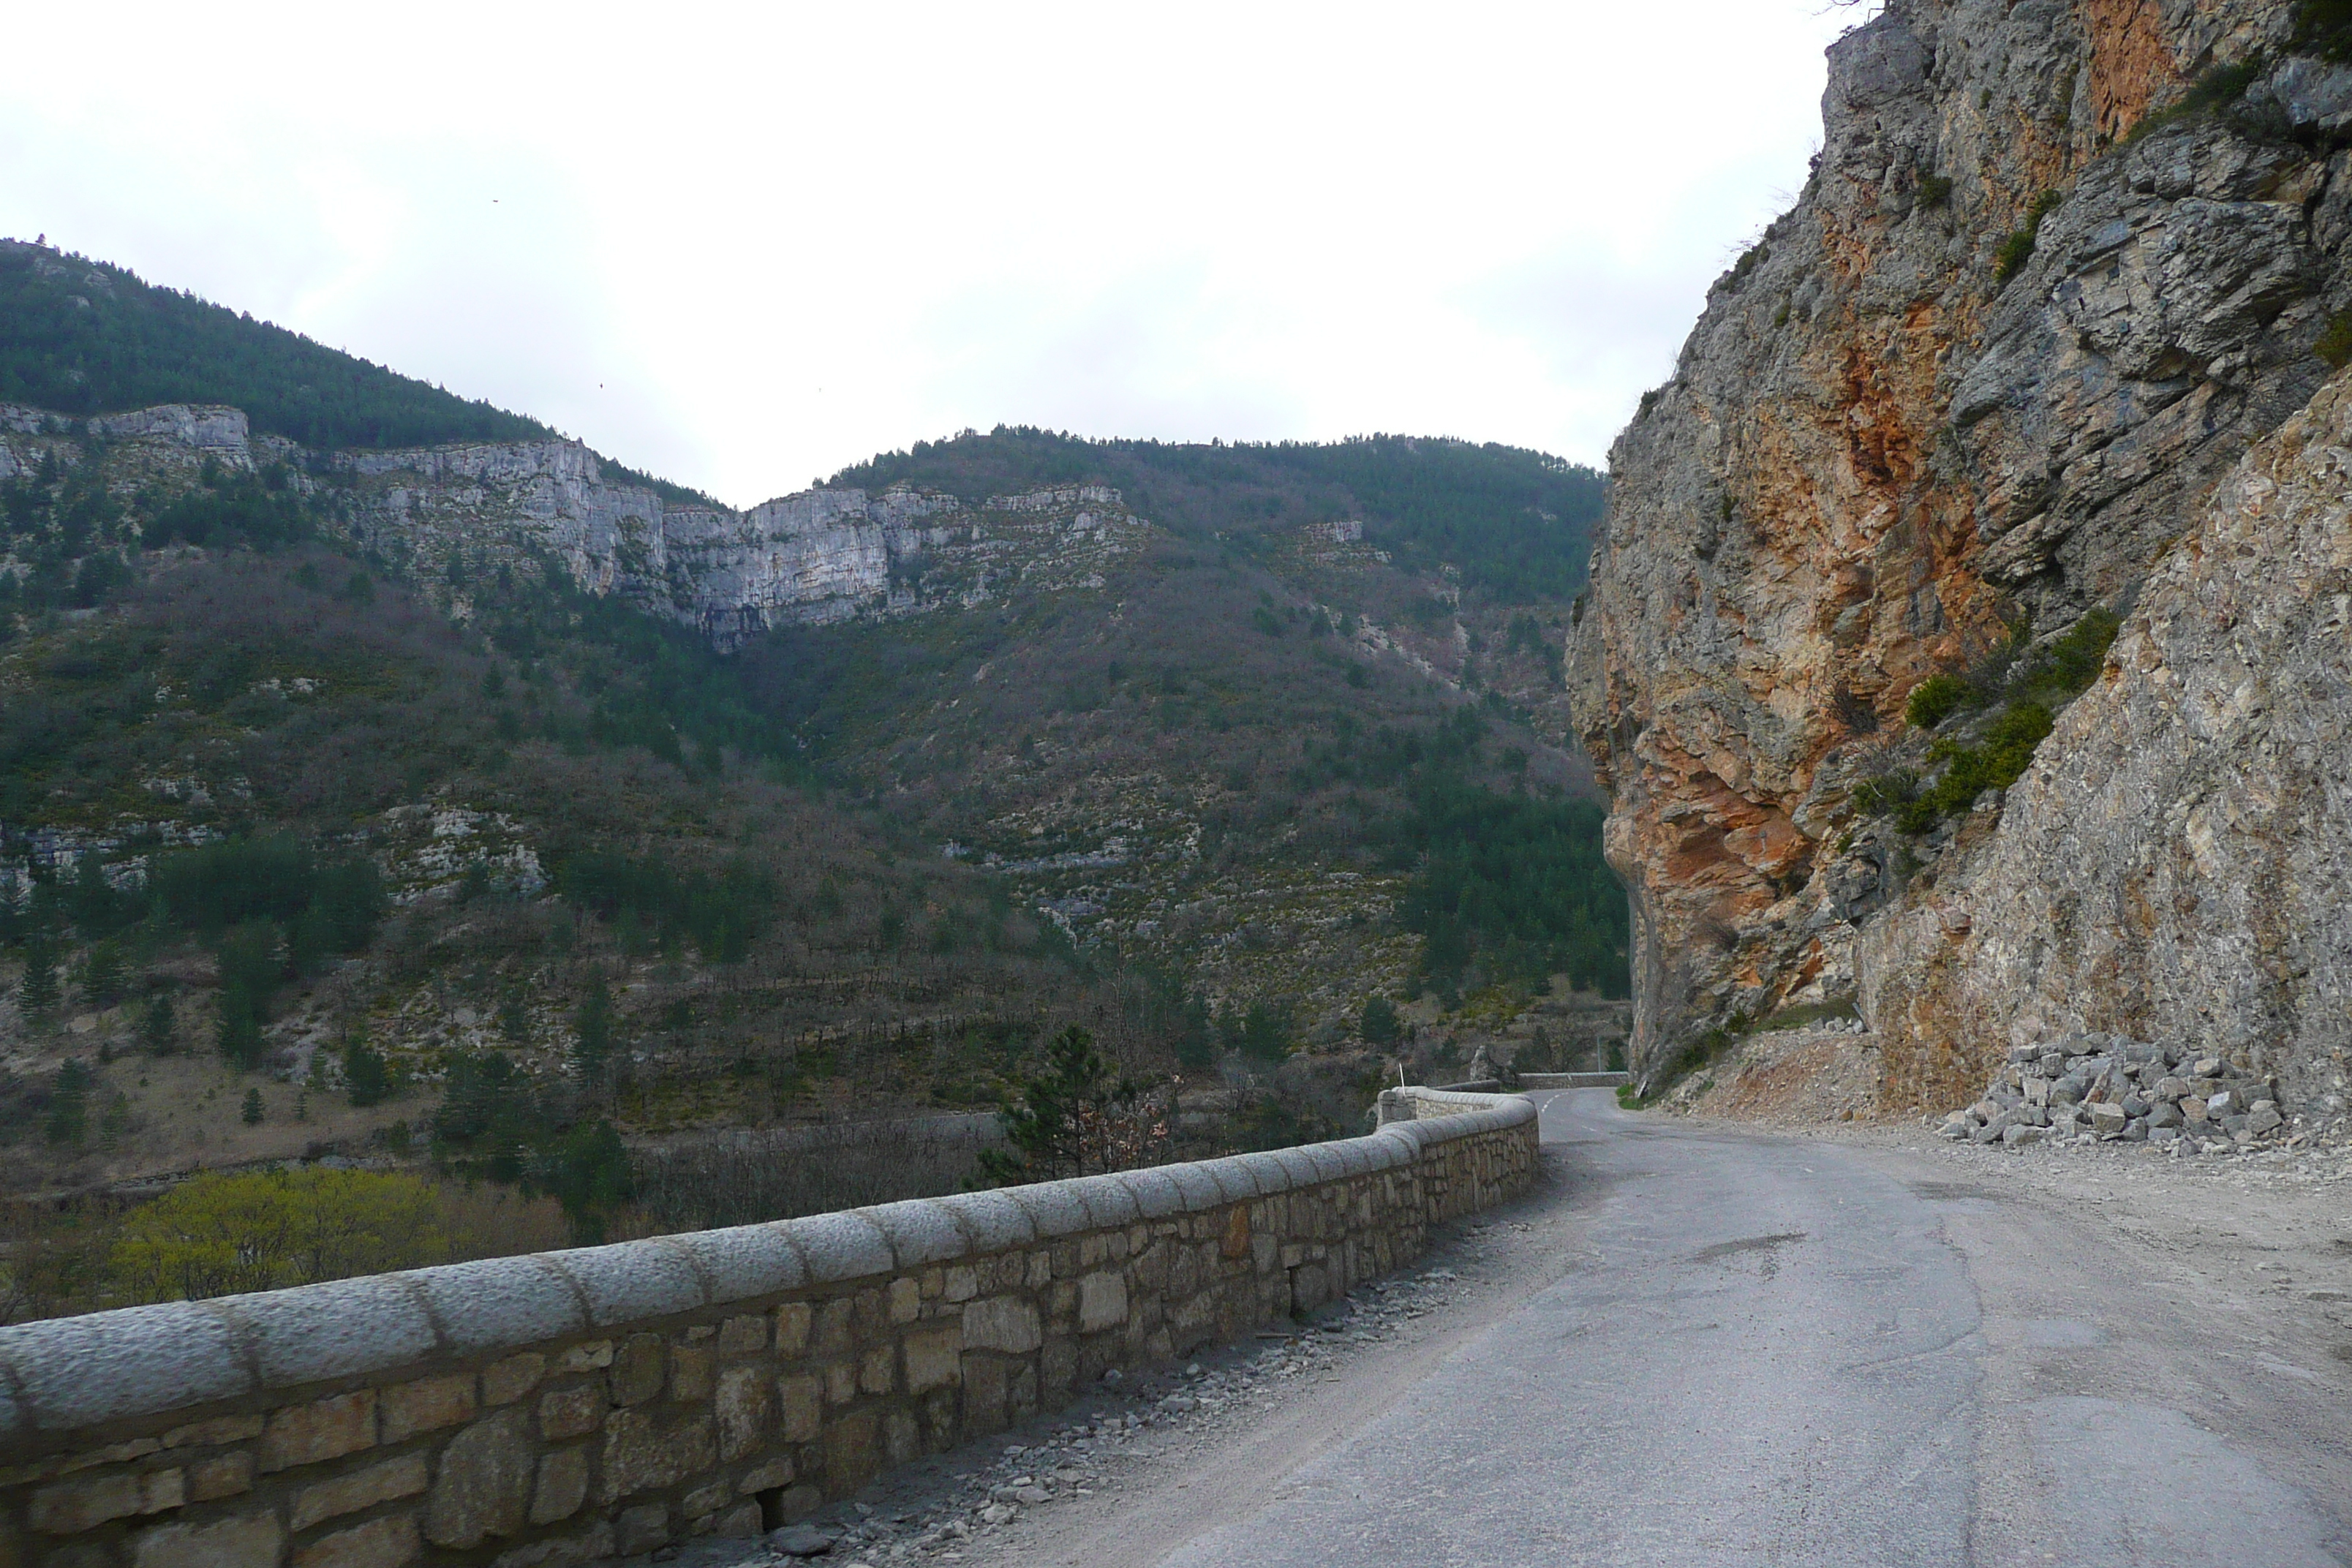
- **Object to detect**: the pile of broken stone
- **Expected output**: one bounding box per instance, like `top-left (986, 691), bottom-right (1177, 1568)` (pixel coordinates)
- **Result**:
top-left (1940, 1034), bottom-right (2288, 1155)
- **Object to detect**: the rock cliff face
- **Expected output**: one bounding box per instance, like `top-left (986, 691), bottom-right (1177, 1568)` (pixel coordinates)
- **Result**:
top-left (1569, 0), bottom-right (2352, 1129)
top-left (0, 403), bottom-right (1146, 644)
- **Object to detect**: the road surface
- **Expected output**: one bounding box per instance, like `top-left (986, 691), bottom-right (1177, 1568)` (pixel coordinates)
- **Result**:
top-left (1023, 1090), bottom-right (2352, 1567)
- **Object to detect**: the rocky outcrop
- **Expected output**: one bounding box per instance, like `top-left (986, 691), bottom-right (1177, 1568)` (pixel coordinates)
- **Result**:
top-left (1569, 0), bottom-right (2352, 1127)
top-left (0, 404), bottom-right (1147, 645)
top-left (1869, 372), bottom-right (2352, 1126)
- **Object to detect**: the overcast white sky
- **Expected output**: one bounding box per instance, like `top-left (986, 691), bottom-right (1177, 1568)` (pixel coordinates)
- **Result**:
top-left (1, 2), bottom-right (1869, 508)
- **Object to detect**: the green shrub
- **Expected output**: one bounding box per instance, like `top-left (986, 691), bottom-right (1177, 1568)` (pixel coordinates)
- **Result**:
top-left (2317, 309), bottom-right (2352, 370)
top-left (2296, 0), bottom-right (2352, 59)
top-left (343, 1033), bottom-right (391, 1107)
top-left (2016, 608), bottom-right (2120, 702)
top-left (1240, 1000), bottom-right (1294, 1062)
top-left (1360, 994), bottom-right (1401, 1045)
top-left (2127, 55), bottom-right (2267, 141)
top-left (1994, 189), bottom-right (2064, 287)
top-left (1918, 171), bottom-right (1953, 210)
top-left (1904, 673), bottom-right (1972, 729)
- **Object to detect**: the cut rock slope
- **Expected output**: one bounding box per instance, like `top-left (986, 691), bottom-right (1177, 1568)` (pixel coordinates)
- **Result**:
top-left (1569, 0), bottom-right (2352, 1135)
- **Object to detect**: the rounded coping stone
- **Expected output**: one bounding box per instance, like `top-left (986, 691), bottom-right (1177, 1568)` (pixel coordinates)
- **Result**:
top-left (1196, 1156), bottom-right (1263, 1205)
top-left (785, 1212), bottom-right (895, 1285)
top-left (1162, 1161), bottom-right (1225, 1213)
top-left (1112, 1166), bottom-right (1186, 1221)
top-left (857, 1200), bottom-right (967, 1270)
top-left (1299, 1142), bottom-right (1352, 1183)
top-left (671, 1223), bottom-right (810, 1305)
top-left (1366, 1129), bottom-right (1419, 1169)
top-left (1066, 1174), bottom-right (1142, 1229)
top-left (1232, 1150), bottom-right (1294, 1196)
top-left (412, 1255), bottom-right (589, 1357)
top-left (1380, 1120), bottom-right (1433, 1155)
top-left (935, 1188), bottom-right (1037, 1253)
top-left (1011, 1180), bottom-right (1093, 1242)
top-left (224, 1273), bottom-right (440, 1389)
top-left (1270, 1142), bottom-right (1326, 1189)
top-left (549, 1237), bottom-right (707, 1326)
top-left (0, 1301), bottom-right (249, 1433)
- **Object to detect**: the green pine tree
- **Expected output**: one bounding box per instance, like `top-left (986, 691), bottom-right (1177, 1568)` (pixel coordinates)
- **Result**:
top-left (572, 973), bottom-right (614, 1086)
top-left (140, 992), bottom-right (177, 1055)
top-left (18, 942), bottom-right (60, 1023)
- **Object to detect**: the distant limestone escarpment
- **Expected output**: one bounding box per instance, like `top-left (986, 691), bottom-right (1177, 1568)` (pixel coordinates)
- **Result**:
top-left (1569, 0), bottom-right (2352, 1132)
top-left (0, 400), bottom-right (1147, 646)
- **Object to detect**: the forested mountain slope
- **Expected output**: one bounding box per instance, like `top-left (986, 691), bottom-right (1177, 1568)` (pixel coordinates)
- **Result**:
top-left (0, 237), bottom-right (1627, 1312)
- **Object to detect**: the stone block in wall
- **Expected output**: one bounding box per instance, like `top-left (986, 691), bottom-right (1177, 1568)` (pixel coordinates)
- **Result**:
top-left (962, 1354), bottom-right (1009, 1431)
top-left (614, 1504), bottom-right (668, 1556)
top-left (1077, 1271), bottom-right (1128, 1333)
top-left (162, 1417), bottom-right (263, 1451)
top-left (777, 1377), bottom-right (822, 1443)
top-left (529, 1448), bottom-right (588, 1526)
top-left (773, 1303), bottom-right (813, 1357)
top-left (611, 1333), bottom-right (664, 1406)
top-left (486, 1518), bottom-right (611, 1568)
top-left (823, 1409), bottom-right (881, 1495)
top-left (716, 1316), bottom-right (767, 1356)
top-left (881, 1409), bottom-right (919, 1469)
top-left (735, 1457), bottom-right (793, 1496)
top-left (290, 1451), bottom-right (428, 1531)
top-left (669, 1343), bottom-right (716, 1403)
top-left (131, 1513), bottom-right (284, 1568)
top-left (294, 1512), bottom-right (420, 1568)
top-left (381, 1374), bottom-right (475, 1442)
top-left (261, 1391), bottom-right (376, 1473)
top-left (902, 1323), bottom-right (961, 1393)
top-left (1039, 1336), bottom-right (1077, 1403)
top-left (186, 1452), bottom-right (252, 1502)
top-left (483, 1353), bottom-right (546, 1407)
top-left (598, 1410), bottom-right (715, 1506)
top-left (31, 1468), bottom-right (184, 1533)
top-left (536, 1385), bottom-right (602, 1442)
top-left (424, 1408), bottom-right (532, 1548)
top-left (961, 1297), bottom-right (1040, 1354)
top-left (714, 1367), bottom-right (769, 1460)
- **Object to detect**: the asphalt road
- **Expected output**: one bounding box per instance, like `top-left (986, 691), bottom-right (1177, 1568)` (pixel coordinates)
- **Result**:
top-left (1153, 1090), bottom-right (2352, 1568)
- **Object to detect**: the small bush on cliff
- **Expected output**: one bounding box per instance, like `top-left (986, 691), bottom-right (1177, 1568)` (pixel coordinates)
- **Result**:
top-left (1993, 189), bottom-right (2065, 287)
top-left (2127, 55), bottom-right (2268, 142)
top-left (1904, 673), bottom-right (1971, 730)
top-left (2317, 309), bottom-right (2352, 370)
top-left (2297, 0), bottom-right (2352, 60)
top-left (1893, 700), bottom-right (2054, 832)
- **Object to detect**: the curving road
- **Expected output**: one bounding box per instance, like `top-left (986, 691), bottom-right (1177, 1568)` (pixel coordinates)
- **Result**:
top-left (1139, 1090), bottom-right (2352, 1567)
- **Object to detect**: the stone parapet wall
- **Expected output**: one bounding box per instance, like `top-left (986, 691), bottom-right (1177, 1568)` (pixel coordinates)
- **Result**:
top-left (0, 1097), bottom-right (1537, 1568)
top-left (1516, 1073), bottom-right (1631, 1090)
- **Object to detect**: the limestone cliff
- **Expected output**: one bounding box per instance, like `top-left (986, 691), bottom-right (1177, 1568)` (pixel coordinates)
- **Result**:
top-left (0, 402), bottom-right (1146, 644)
top-left (1569, 0), bottom-right (2352, 1131)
